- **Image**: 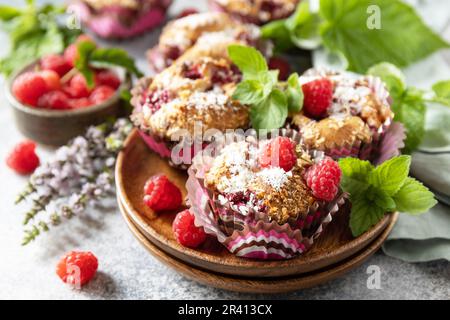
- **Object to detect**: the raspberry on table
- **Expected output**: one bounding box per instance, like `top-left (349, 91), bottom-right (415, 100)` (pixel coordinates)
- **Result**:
top-left (172, 209), bottom-right (206, 248)
top-left (302, 78), bottom-right (333, 119)
top-left (12, 72), bottom-right (48, 106)
top-left (40, 54), bottom-right (72, 77)
top-left (268, 56), bottom-right (291, 81)
top-left (90, 86), bottom-right (115, 105)
top-left (306, 157), bottom-right (342, 201)
top-left (40, 70), bottom-right (61, 91)
top-left (95, 70), bottom-right (121, 90)
top-left (56, 251), bottom-right (98, 286)
top-left (38, 90), bottom-right (71, 110)
top-left (143, 175), bottom-right (182, 212)
top-left (6, 141), bottom-right (40, 175)
top-left (259, 136), bottom-right (297, 172)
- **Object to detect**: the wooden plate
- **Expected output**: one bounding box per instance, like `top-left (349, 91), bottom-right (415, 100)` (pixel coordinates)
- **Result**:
top-left (120, 198), bottom-right (398, 293)
top-left (116, 129), bottom-right (397, 278)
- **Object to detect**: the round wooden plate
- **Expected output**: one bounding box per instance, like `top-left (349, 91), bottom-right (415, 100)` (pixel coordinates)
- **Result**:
top-left (116, 129), bottom-right (397, 278)
top-left (120, 199), bottom-right (398, 293)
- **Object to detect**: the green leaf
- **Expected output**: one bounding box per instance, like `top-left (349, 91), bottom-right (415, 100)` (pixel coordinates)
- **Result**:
top-left (368, 155), bottom-right (411, 196)
top-left (393, 177), bottom-right (437, 214)
top-left (286, 73), bottom-right (303, 112)
top-left (258, 70), bottom-right (279, 97)
top-left (250, 89), bottom-right (288, 130)
top-left (431, 80), bottom-right (450, 106)
top-left (232, 80), bottom-right (265, 105)
top-left (228, 45), bottom-right (268, 79)
top-left (368, 187), bottom-right (396, 211)
top-left (75, 40), bottom-right (97, 87)
top-left (367, 62), bottom-right (406, 100)
top-left (261, 20), bottom-right (294, 53)
top-left (90, 48), bottom-right (143, 77)
top-left (0, 6), bottom-right (22, 21)
top-left (338, 157), bottom-right (373, 197)
top-left (286, 1), bottom-right (322, 49)
top-left (319, 0), bottom-right (450, 73)
top-left (349, 196), bottom-right (386, 237)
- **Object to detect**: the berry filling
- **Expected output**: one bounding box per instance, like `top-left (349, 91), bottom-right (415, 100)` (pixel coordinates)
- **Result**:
top-left (144, 89), bottom-right (171, 114)
top-left (183, 63), bottom-right (203, 80)
top-left (211, 65), bottom-right (242, 84)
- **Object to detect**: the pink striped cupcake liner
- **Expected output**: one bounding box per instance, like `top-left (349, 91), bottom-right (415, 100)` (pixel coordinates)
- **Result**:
top-left (186, 133), bottom-right (346, 260)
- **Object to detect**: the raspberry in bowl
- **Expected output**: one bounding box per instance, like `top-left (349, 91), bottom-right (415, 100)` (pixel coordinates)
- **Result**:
top-left (186, 134), bottom-right (345, 260)
top-left (146, 11), bottom-right (272, 73)
top-left (6, 48), bottom-right (131, 146)
top-left (287, 68), bottom-right (397, 162)
top-left (208, 0), bottom-right (299, 25)
top-left (132, 38), bottom-right (250, 169)
top-left (68, 0), bottom-right (172, 39)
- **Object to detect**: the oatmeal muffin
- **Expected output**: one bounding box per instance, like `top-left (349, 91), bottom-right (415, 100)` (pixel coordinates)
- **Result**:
top-left (69, 0), bottom-right (172, 39)
top-left (132, 39), bottom-right (250, 168)
top-left (146, 12), bottom-right (271, 72)
top-left (209, 0), bottom-right (299, 25)
top-left (289, 68), bottom-right (394, 160)
top-left (186, 134), bottom-right (345, 259)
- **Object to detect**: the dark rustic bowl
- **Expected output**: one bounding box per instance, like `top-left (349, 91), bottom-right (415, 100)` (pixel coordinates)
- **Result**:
top-left (5, 61), bottom-right (132, 146)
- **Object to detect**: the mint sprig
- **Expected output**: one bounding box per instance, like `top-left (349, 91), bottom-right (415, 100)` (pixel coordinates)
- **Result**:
top-left (262, 0), bottom-right (449, 73)
top-left (339, 156), bottom-right (437, 237)
top-left (75, 41), bottom-right (143, 88)
top-left (367, 62), bottom-right (450, 153)
top-left (228, 45), bottom-right (303, 130)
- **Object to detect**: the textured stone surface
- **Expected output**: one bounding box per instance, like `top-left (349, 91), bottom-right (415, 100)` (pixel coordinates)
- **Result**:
top-left (0, 0), bottom-right (449, 300)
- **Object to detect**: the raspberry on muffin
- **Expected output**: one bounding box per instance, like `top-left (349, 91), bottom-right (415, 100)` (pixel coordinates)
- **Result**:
top-left (289, 68), bottom-right (394, 161)
top-left (146, 12), bottom-right (271, 72)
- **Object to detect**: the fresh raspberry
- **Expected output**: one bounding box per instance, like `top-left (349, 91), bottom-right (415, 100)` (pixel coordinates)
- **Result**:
top-left (38, 90), bottom-right (71, 110)
top-left (305, 157), bottom-right (342, 201)
top-left (95, 70), bottom-right (121, 90)
top-left (63, 44), bottom-right (78, 68)
top-left (6, 141), bottom-right (40, 175)
top-left (259, 136), bottom-right (297, 172)
top-left (12, 72), bottom-right (48, 106)
top-left (145, 90), bottom-right (170, 114)
top-left (268, 56), bottom-right (290, 80)
top-left (172, 209), bottom-right (206, 248)
top-left (56, 251), bottom-right (98, 286)
top-left (40, 70), bottom-right (61, 91)
top-left (302, 78), bottom-right (333, 119)
top-left (70, 98), bottom-right (92, 109)
top-left (177, 8), bottom-right (199, 19)
top-left (66, 73), bottom-right (91, 98)
top-left (40, 54), bottom-right (72, 77)
top-left (90, 85), bottom-right (115, 105)
top-left (143, 175), bottom-right (182, 212)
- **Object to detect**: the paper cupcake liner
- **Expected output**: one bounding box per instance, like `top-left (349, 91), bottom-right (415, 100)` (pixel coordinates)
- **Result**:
top-left (186, 131), bottom-right (346, 260)
top-left (372, 121), bottom-right (406, 165)
top-left (69, 1), bottom-right (171, 39)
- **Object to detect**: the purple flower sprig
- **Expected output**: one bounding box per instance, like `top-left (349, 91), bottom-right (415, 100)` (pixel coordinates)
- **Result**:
top-left (17, 118), bottom-right (133, 245)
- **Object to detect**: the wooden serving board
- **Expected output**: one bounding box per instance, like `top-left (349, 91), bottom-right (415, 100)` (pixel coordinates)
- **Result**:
top-left (120, 198), bottom-right (398, 293)
top-left (116, 129), bottom-right (397, 278)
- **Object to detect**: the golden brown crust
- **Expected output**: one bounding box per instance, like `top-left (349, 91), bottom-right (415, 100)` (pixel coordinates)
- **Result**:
top-left (83, 0), bottom-right (140, 10)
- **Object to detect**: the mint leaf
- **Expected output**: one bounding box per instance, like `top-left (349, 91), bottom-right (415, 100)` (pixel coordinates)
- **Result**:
top-left (286, 73), bottom-right (303, 112)
top-left (320, 0), bottom-right (449, 73)
top-left (369, 155), bottom-right (410, 196)
top-left (261, 20), bottom-right (294, 53)
top-left (349, 196), bottom-right (386, 237)
top-left (232, 80), bottom-right (264, 104)
top-left (393, 177), bottom-right (437, 214)
top-left (75, 40), bottom-right (97, 88)
top-left (228, 45), bottom-right (267, 79)
top-left (338, 157), bottom-right (373, 197)
top-left (0, 6), bottom-right (22, 21)
top-left (431, 80), bottom-right (450, 106)
top-left (259, 70), bottom-right (279, 97)
top-left (90, 48), bottom-right (143, 77)
top-left (250, 89), bottom-right (288, 130)
top-left (367, 62), bottom-right (406, 100)
top-left (369, 187), bottom-right (396, 211)
top-left (286, 1), bottom-right (322, 49)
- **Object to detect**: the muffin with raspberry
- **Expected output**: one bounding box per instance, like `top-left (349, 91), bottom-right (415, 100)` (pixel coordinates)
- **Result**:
top-left (131, 38), bottom-right (250, 169)
top-left (186, 134), bottom-right (345, 260)
top-left (288, 68), bottom-right (394, 161)
top-left (209, 0), bottom-right (299, 25)
top-left (68, 0), bottom-right (172, 39)
top-left (147, 11), bottom-right (271, 72)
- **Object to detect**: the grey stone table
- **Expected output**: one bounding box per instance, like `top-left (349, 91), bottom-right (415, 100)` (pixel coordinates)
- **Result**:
top-left (0, 0), bottom-right (449, 300)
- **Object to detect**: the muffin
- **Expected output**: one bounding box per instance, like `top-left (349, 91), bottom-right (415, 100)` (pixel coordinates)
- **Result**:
top-left (289, 68), bottom-right (394, 161)
top-left (186, 134), bottom-right (345, 259)
top-left (146, 12), bottom-right (271, 72)
top-left (69, 0), bottom-right (172, 39)
top-left (209, 0), bottom-right (299, 25)
top-left (131, 38), bottom-right (250, 169)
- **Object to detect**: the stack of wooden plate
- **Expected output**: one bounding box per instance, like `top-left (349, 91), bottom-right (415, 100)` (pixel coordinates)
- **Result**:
top-left (116, 130), bottom-right (398, 293)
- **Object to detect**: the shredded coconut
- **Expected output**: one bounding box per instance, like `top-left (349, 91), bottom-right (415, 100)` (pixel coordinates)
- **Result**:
top-left (256, 167), bottom-right (292, 191)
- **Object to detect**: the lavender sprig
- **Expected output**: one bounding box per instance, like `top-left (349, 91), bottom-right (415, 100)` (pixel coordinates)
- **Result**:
top-left (18, 118), bottom-right (133, 245)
